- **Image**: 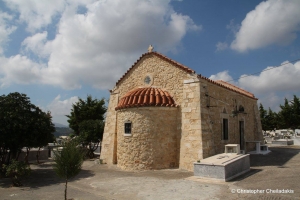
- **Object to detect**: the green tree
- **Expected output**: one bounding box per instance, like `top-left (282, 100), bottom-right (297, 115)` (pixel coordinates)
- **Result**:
top-left (25, 111), bottom-right (56, 163)
top-left (53, 140), bottom-right (84, 200)
top-left (66, 95), bottom-right (106, 158)
top-left (0, 92), bottom-right (55, 165)
top-left (266, 108), bottom-right (278, 130)
top-left (259, 103), bottom-right (268, 130)
top-left (278, 95), bottom-right (300, 129)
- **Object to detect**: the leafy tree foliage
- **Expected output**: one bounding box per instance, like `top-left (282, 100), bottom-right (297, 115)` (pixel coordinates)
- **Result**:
top-left (259, 104), bottom-right (268, 130)
top-left (66, 95), bottom-right (106, 158)
top-left (53, 140), bottom-right (84, 200)
top-left (278, 95), bottom-right (300, 129)
top-left (3, 159), bottom-right (31, 187)
top-left (260, 95), bottom-right (300, 130)
top-left (0, 92), bottom-right (55, 165)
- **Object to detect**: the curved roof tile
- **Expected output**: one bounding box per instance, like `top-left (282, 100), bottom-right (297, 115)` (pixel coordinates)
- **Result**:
top-left (115, 87), bottom-right (178, 110)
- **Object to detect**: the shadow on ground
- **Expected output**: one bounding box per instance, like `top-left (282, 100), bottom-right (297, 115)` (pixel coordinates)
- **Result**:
top-left (250, 146), bottom-right (300, 167)
top-left (229, 168), bottom-right (262, 182)
top-left (227, 146), bottom-right (300, 183)
top-left (0, 161), bottom-right (95, 189)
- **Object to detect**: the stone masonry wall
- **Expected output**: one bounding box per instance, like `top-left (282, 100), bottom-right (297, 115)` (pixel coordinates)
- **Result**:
top-left (116, 107), bottom-right (178, 170)
top-left (100, 93), bottom-right (118, 164)
top-left (101, 53), bottom-right (193, 167)
top-left (100, 52), bottom-right (263, 172)
top-left (199, 80), bottom-right (263, 158)
top-left (179, 78), bottom-right (203, 171)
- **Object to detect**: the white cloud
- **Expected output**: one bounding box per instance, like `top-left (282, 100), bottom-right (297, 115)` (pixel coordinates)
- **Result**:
top-left (215, 42), bottom-right (228, 51)
top-left (0, 0), bottom-right (200, 89)
top-left (257, 92), bottom-right (281, 111)
top-left (0, 55), bottom-right (43, 87)
top-left (209, 70), bottom-right (233, 82)
top-left (0, 11), bottom-right (17, 54)
top-left (21, 31), bottom-right (49, 58)
top-left (209, 61), bottom-right (300, 97)
top-left (231, 0), bottom-right (300, 52)
top-left (238, 61), bottom-right (300, 94)
top-left (209, 61), bottom-right (300, 111)
top-left (47, 95), bottom-right (78, 116)
top-left (3, 0), bottom-right (65, 32)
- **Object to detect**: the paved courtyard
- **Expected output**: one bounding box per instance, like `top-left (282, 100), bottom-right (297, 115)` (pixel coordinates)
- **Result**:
top-left (1, 146), bottom-right (300, 200)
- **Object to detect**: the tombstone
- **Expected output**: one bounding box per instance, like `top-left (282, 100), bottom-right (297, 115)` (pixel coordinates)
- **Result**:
top-left (194, 144), bottom-right (250, 181)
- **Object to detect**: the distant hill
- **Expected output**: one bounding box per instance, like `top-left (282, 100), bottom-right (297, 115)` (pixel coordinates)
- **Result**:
top-left (53, 127), bottom-right (73, 138)
top-left (54, 122), bottom-right (68, 127)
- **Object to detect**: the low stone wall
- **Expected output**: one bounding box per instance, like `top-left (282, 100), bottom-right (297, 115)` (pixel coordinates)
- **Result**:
top-left (17, 149), bottom-right (49, 162)
top-left (272, 139), bottom-right (294, 145)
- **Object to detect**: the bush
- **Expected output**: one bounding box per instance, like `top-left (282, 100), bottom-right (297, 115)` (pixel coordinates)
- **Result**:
top-left (4, 160), bottom-right (31, 186)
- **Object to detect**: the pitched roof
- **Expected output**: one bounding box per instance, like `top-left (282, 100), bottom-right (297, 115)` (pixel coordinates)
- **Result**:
top-left (115, 52), bottom-right (195, 86)
top-left (115, 87), bottom-right (178, 110)
top-left (115, 51), bottom-right (257, 100)
top-left (197, 75), bottom-right (257, 100)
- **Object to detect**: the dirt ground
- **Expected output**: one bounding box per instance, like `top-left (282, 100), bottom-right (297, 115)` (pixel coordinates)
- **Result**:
top-left (1, 146), bottom-right (300, 200)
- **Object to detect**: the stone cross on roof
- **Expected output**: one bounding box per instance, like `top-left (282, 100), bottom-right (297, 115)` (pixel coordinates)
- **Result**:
top-left (148, 45), bottom-right (154, 52)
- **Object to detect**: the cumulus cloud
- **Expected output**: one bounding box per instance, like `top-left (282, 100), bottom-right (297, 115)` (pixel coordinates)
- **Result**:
top-left (257, 92), bottom-right (281, 111)
top-left (209, 61), bottom-right (300, 111)
top-left (231, 0), bottom-right (300, 52)
top-left (209, 61), bottom-right (300, 96)
top-left (3, 0), bottom-right (68, 32)
top-left (46, 95), bottom-right (78, 116)
top-left (0, 55), bottom-right (44, 87)
top-left (238, 61), bottom-right (300, 94)
top-left (0, 11), bottom-right (17, 54)
top-left (209, 70), bottom-right (233, 82)
top-left (21, 31), bottom-right (49, 57)
top-left (0, 0), bottom-right (200, 89)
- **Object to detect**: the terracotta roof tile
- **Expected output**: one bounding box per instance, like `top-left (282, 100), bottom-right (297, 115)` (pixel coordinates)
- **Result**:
top-left (197, 75), bottom-right (257, 100)
top-left (115, 87), bottom-right (178, 110)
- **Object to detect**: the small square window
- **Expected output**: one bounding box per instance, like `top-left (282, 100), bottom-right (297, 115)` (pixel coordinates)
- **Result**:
top-left (124, 122), bottom-right (131, 134)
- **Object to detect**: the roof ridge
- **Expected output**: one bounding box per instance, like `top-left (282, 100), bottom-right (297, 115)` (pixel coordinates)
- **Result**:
top-left (197, 75), bottom-right (257, 99)
top-left (114, 51), bottom-right (256, 100)
top-left (115, 52), bottom-right (195, 86)
top-left (216, 80), bottom-right (254, 96)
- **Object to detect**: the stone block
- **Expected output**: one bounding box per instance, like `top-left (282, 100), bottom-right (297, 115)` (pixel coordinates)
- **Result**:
top-left (182, 107), bottom-right (192, 113)
top-left (194, 153), bottom-right (250, 181)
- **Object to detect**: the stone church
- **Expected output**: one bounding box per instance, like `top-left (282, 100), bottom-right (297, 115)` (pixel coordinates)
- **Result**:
top-left (100, 47), bottom-right (263, 171)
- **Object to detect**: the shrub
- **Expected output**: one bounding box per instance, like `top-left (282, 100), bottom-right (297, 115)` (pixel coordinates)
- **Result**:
top-left (4, 160), bottom-right (31, 187)
top-left (53, 140), bottom-right (84, 200)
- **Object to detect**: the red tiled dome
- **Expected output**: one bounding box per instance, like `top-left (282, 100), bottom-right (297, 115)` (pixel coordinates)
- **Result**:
top-left (115, 87), bottom-right (178, 110)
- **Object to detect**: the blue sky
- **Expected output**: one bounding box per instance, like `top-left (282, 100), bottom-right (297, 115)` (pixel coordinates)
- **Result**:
top-left (1, 0), bottom-right (300, 126)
